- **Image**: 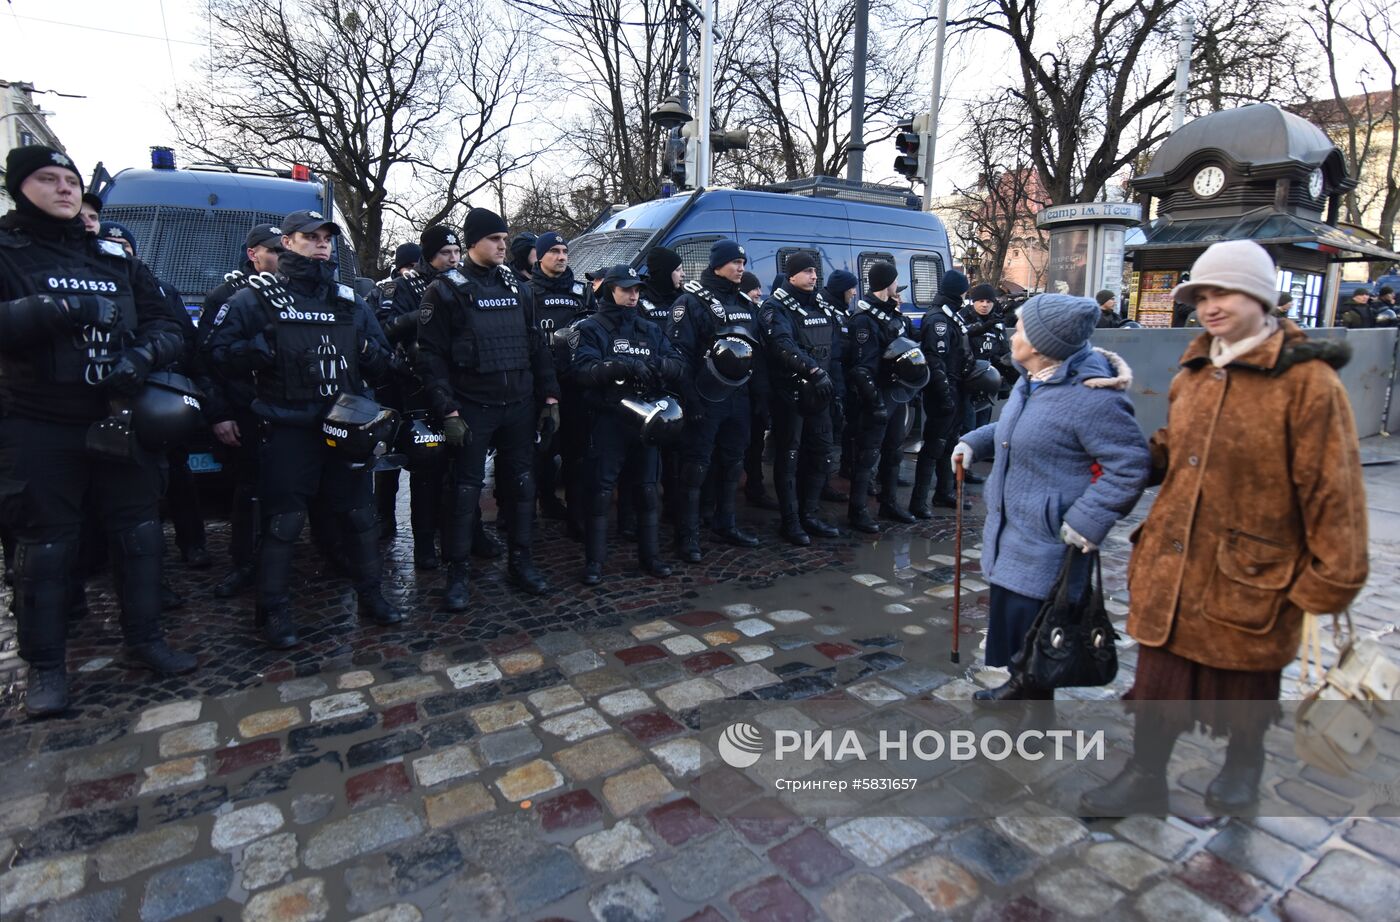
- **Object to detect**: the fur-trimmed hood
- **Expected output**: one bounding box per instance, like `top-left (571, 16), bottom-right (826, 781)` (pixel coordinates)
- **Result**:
top-left (1083, 348), bottom-right (1133, 390)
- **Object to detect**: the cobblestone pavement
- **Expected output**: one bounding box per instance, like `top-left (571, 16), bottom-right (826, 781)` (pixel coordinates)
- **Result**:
top-left (2, 451), bottom-right (1400, 921)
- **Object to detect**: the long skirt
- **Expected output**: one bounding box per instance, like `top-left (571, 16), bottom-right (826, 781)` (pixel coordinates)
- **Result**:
top-left (1125, 645), bottom-right (1282, 738)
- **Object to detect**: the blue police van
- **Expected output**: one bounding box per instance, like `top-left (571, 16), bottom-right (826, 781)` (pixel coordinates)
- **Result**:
top-left (568, 179), bottom-right (954, 328)
top-left (90, 149), bottom-right (355, 478)
top-left (91, 148), bottom-right (355, 321)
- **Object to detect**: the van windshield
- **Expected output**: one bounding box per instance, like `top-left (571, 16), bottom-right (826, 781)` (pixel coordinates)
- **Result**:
top-left (568, 229), bottom-right (655, 279)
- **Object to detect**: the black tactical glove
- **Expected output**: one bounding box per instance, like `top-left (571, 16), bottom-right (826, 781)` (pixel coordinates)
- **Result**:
top-left (538, 403), bottom-right (560, 439)
top-left (105, 343), bottom-right (155, 396)
top-left (600, 359), bottom-right (631, 383)
top-left (626, 358), bottom-right (659, 390)
top-left (443, 415), bottom-right (471, 447)
top-left (869, 392), bottom-right (890, 425)
top-left (806, 367), bottom-right (835, 403)
top-left (61, 295), bottom-right (120, 331)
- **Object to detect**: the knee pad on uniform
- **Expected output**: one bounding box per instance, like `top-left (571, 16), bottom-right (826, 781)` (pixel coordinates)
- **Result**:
top-left (638, 483), bottom-right (660, 513)
top-left (267, 510), bottom-right (307, 543)
top-left (117, 520), bottom-right (164, 558)
top-left (589, 490), bottom-right (613, 518)
top-left (681, 463), bottom-right (709, 489)
top-left (512, 471), bottom-right (535, 505)
top-left (820, 452), bottom-right (841, 475)
top-left (345, 505), bottom-right (378, 534)
top-left (15, 540), bottom-right (75, 581)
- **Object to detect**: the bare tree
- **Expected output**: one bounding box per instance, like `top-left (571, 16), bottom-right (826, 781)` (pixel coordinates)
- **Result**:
top-left (1296, 0), bottom-right (1399, 254)
top-left (169, 0), bottom-right (538, 270)
top-left (1185, 0), bottom-right (1312, 114)
top-left (950, 93), bottom-right (1051, 287)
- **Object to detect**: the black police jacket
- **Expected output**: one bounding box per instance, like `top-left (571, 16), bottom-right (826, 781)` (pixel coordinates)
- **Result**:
top-left (530, 267), bottom-right (593, 379)
top-left (416, 257), bottom-right (559, 415)
top-left (919, 292), bottom-right (972, 391)
top-left (760, 282), bottom-right (844, 400)
top-left (206, 251), bottom-right (394, 427)
top-left (639, 280), bottom-right (680, 326)
top-left (197, 263), bottom-right (258, 424)
top-left (666, 269), bottom-right (768, 409)
top-left (373, 262), bottom-right (438, 414)
top-left (847, 294), bottom-right (950, 411)
top-left (959, 305), bottom-right (1011, 363)
top-left (569, 301), bottom-right (685, 413)
top-left (0, 209), bottom-right (186, 424)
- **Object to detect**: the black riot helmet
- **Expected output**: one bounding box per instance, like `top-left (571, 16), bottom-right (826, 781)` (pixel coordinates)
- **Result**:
top-left (880, 336), bottom-right (930, 404)
top-left (395, 410), bottom-right (444, 471)
top-left (1376, 307), bottom-right (1398, 328)
top-left (696, 326), bottom-right (757, 402)
top-left (1120, 320), bottom-right (1144, 329)
top-left (321, 393), bottom-right (399, 468)
top-left (961, 359), bottom-right (1003, 396)
top-left (130, 372), bottom-right (206, 450)
top-left (619, 394), bottom-right (685, 445)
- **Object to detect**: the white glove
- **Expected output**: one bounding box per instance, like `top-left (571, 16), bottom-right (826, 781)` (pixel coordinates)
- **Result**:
top-left (1060, 521), bottom-right (1097, 552)
top-left (950, 441), bottom-right (974, 472)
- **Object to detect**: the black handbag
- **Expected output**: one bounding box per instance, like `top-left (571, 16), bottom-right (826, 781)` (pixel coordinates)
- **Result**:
top-left (1011, 548), bottom-right (1118, 690)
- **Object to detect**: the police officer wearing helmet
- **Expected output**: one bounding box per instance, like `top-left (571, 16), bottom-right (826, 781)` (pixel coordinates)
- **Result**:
top-left (373, 225), bottom-right (459, 567)
top-left (529, 231), bottom-right (593, 527)
top-left (914, 269), bottom-right (971, 513)
top-left (208, 209), bottom-right (404, 648)
top-left (667, 239), bottom-right (767, 561)
top-left (198, 223), bottom-right (285, 597)
top-left (417, 207), bottom-right (560, 611)
top-left (571, 264), bottom-right (686, 584)
top-left (845, 261), bottom-right (929, 530)
top-left (760, 251), bottom-right (843, 545)
top-left (0, 145), bottom-right (197, 716)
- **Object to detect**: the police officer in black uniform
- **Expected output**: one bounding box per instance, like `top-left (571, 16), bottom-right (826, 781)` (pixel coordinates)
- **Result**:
top-left (529, 231), bottom-right (593, 526)
top-left (667, 239), bottom-right (765, 561)
top-left (377, 243), bottom-right (422, 306)
top-left (199, 223), bottom-right (284, 596)
top-left (509, 232), bottom-right (538, 282)
top-left (960, 283), bottom-right (1011, 432)
top-left (572, 264), bottom-right (686, 584)
top-left (1339, 286), bottom-right (1377, 328)
top-left (845, 261), bottom-right (929, 530)
top-left (816, 269), bottom-right (857, 503)
top-left (913, 269), bottom-right (971, 513)
top-left (0, 145), bottom-right (197, 716)
top-left (417, 208), bottom-right (559, 610)
top-left (208, 209), bottom-right (404, 648)
top-left (760, 252), bottom-right (843, 545)
top-left (629, 246), bottom-right (687, 529)
top-left (375, 225), bottom-right (459, 567)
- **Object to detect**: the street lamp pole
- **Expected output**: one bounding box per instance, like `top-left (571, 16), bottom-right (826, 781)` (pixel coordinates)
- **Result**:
top-left (923, 0), bottom-right (950, 211)
top-left (696, 0), bottom-right (715, 188)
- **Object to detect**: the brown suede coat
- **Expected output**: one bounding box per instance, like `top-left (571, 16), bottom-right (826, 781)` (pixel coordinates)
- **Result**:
top-left (1126, 321), bottom-right (1369, 671)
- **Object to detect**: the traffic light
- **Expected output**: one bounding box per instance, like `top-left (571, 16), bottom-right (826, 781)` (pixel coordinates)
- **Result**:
top-left (894, 118), bottom-right (921, 179)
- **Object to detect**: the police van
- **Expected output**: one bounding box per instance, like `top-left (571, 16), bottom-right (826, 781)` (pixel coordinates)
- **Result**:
top-left (90, 147), bottom-right (357, 321)
top-left (568, 178), bottom-right (953, 328)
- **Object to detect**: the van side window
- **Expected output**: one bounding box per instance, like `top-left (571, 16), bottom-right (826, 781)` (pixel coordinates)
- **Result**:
top-left (858, 252), bottom-right (895, 294)
top-left (910, 254), bottom-right (946, 308)
top-left (776, 247), bottom-right (823, 288)
top-left (670, 236), bottom-right (722, 283)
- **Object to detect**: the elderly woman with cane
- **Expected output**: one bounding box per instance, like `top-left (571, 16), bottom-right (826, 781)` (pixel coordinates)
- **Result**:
top-left (950, 294), bottom-right (1150, 700)
top-left (1081, 240), bottom-right (1368, 814)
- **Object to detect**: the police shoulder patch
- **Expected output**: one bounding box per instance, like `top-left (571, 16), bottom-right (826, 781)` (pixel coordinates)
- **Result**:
top-left (671, 304), bottom-right (686, 324)
top-left (443, 269), bottom-right (468, 287)
top-left (934, 322), bottom-right (948, 335)
top-left (855, 330), bottom-right (869, 343)
top-left (710, 301), bottom-right (726, 318)
top-left (564, 325), bottom-right (581, 350)
top-left (337, 283), bottom-right (356, 302)
top-left (418, 305), bottom-right (434, 324)
top-left (212, 304), bottom-right (230, 327)
top-left (97, 239), bottom-right (128, 259)
top-left (571, 282), bottom-right (584, 295)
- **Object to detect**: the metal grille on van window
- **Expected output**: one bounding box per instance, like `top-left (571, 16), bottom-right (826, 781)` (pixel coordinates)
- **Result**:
top-left (671, 236), bottom-right (722, 283)
top-left (910, 254), bottom-right (945, 307)
top-left (101, 205), bottom-right (285, 299)
top-left (567, 229), bottom-right (654, 278)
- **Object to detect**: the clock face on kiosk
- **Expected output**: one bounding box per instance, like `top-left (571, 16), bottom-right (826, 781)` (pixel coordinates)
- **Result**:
top-left (1192, 165), bottom-right (1226, 198)
top-left (1308, 169), bottom-right (1324, 199)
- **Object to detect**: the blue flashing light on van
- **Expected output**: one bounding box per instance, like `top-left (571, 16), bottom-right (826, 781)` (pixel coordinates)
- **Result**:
top-left (567, 180), bottom-right (954, 329)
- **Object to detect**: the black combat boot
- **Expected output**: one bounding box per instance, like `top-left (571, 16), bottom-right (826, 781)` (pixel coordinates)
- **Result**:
top-left (409, 467), bottom-right (442, 570)
top-left (909, 454), bottom-right (938, 520)
top-left (775, 457), bottom-right (810, 546)
top-left (877, 459), bottom-right (915, 523)
top-left (116, 521), bottom-right (198, 672)
top-left (846, 451), bottom-right (880, 534)
top-left (713, 467), bottom-right (760, 547)
top-left (505, 478), bottom-right (548, 596)
top-left (674, 463), bottom-right (706, 563)
top-left (581, 509), bottom-right (608, 586)
top-left (217, 485), bottom-right (259, 597)
top-left (256, 511), bottom-right (304, 649)
top-left (375, 469), bottom-right (399, 539)
top-left (14, 540), bottom-right (75, 718)
top-left (443, 562), bottom-right (471, 612)
top-left (443, 482), bottom-right (478, 611)
top-left (798, 472), bottom-right (840, 538)
top-left (345, 507), bottom-right (406, 626)
top-left (471, 518), bottom-right (503, 558)
top-left (973, 672), bottom-right (1052, 701)
top-left (636, 485), bottom-right (672, 577)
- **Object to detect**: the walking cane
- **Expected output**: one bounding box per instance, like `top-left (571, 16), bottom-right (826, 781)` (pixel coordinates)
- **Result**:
top-left (951, 456), bottom-right (964, 664)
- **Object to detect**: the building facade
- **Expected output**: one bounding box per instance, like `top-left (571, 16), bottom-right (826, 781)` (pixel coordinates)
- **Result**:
top-left (0, 80), bottom-right (67, 213)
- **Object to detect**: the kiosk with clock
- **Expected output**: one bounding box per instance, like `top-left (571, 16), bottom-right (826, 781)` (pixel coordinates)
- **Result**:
top-left (1125, 102), bottom-right (1398, 327)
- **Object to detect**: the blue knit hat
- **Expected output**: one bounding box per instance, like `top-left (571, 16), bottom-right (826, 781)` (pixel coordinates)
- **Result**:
top-left (708, 239), bottom-right (746, 270)
top-left (940, 270), bottom-right (969, 299)
top-left (825, 269), bottom-right (858, 295)
top-left (1018, 293), bottom-right (1099, 360)
top-left (98, 221), bottom-right (138, 256)
top-left (535, 231), bottom-right (567, 258)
